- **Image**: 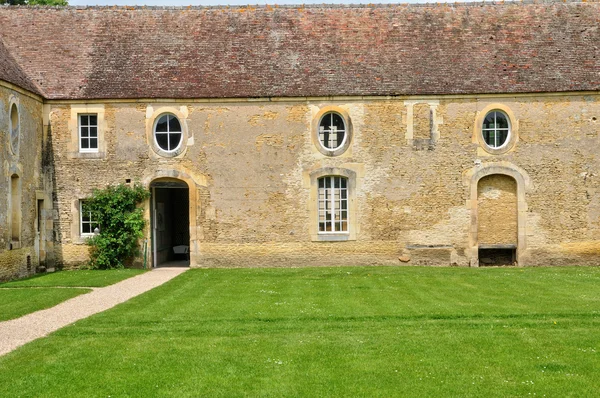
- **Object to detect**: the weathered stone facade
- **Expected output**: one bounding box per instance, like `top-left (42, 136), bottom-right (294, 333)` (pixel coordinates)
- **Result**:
top-left (44, 94), bottom-right (600, 268)
top-left (0, 83), bottom-right (53, 280)
top-left (1, 3), bottom-right (599, 277)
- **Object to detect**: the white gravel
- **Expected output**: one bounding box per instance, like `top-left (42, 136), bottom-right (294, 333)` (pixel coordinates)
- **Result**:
top-left (0, 267), bottom-right (188, 357)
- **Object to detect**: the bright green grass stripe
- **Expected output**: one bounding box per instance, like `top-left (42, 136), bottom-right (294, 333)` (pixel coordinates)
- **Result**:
top-left (0, 269), bottom-right (146, 288)
top-left (2, 267), bottom-right (599, 397)
top-left (1, 320), bottom-right (598, 397)
top-left (0, 288), bottom-right (91, 321)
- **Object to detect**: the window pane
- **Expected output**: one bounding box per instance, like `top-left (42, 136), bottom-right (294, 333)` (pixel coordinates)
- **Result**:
top-left (155, 133), bottom-right (169, 150)
top-left (168, 115), bottom-right (182, 132)
top-left (89, 115), bottom-right (97, 125)
top-left (332, 113), bottom-right (345, 131)
top-left (82, 223), bottom-right (91, 234)
top-left (80, 115), bottom-right (88, 125)
top-left (81, 126), bottom-right (89, 137)
top-left (89, 127), bottom-right (97, 137)
top-left (335, 131), bottom-right (345, 147)
top-left (497, 130), bottom-right (509, 146)
top-left (496, 113), bottom-right (509, 129)
top-left (155, 116), bottom-right (168, 132)
top-left (483, 114), bottom-right (495, 130)
top-left (169, 133), bottom-right (182, 151)
top-left (90, 138), bottom-right (98, 149)
top-left (81, 138), bottom-right (89, 149)
top-left (318, 178), bottom-right (325, 189)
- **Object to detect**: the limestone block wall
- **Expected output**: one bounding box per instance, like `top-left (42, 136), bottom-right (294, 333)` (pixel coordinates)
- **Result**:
top-left (0, 84), bottom-right (49, 281)
top-left (47, 92), bottom-right (600, 268)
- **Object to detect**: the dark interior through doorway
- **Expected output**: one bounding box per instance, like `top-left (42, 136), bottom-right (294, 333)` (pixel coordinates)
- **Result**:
top-left (151, 180), bottom-right (190, 267)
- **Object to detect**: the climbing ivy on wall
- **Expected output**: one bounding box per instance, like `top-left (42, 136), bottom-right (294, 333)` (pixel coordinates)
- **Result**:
top-left (86, 183), bottom-right (149, 270)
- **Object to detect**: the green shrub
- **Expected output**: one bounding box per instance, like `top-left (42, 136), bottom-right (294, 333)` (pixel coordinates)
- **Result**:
top-left (86, 184), bottom-right (149, 269)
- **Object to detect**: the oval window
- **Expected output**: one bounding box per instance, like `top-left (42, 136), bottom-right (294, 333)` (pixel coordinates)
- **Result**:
top-left (154, 114), bottom-right (183, 152)
top-left (482, 111), bottom-right (510, 149)
top-left (318, 112), bottom-right (347, 151)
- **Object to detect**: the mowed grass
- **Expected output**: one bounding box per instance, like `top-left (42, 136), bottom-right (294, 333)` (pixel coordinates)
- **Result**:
top-left (1, 266), bottom-right (599, 397)
top-left (0, 269), bottom-right (146, 321)
top-left (0, 288), bottom-right (91, 322)
top-left (0, 269), bottom-right (146, 288)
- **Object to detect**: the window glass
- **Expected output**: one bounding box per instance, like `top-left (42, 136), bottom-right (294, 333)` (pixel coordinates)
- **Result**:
top-left (318, 112), bottom-right (346, 150)
top-left (80, 201), bottom-right (98, 236)
top-left (482, 111), bottom-right (510, 148)
top-left (318, 176), bottom-right (349, 233)
top-left (79, 113), bottom-right (99, 152)
top-left (154, 114), bottom-right (183, 152)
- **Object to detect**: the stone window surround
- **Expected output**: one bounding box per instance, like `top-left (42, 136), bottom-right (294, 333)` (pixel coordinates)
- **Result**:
top-left (312, 106), bottom-right (353, 157)
top-left (8, 95), bottom-right (20, 156)
top-left (71, 197), bottom-right (94, 243)
top-left (474, 103), bottom-right (519, 155)
top-left (68, 104), bottom-right (107, 159)
top-left (308, 167), bottom-right (358, 242)
top-left (146, 105), bottom-right (189, 158)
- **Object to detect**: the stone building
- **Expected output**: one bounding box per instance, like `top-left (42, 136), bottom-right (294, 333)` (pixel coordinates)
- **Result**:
top-left (0, 2), bottom-right (599, 279)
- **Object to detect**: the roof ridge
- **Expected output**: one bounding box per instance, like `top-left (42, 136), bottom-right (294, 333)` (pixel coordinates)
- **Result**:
top-left (0, 0), bottom-right (596, 11)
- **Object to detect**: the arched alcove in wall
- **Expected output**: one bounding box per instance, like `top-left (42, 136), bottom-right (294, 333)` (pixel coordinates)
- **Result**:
top-left (465, 162), bottom-right (532, 267)
top-left (477, 174), bottom-right (518, 265)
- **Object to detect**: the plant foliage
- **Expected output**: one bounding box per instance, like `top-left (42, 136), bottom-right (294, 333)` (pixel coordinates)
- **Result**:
top-left (86, 184), bottom-right (149, 269)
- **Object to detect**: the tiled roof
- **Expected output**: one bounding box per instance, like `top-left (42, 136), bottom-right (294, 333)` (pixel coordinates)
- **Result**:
top-left (0, 3), bottom-right (599, 100)
top-left (0, 39), bottom-right (41, 95)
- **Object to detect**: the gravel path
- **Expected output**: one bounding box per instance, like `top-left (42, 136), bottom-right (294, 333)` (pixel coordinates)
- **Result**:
top-left (0, 267), bottom-right (188, 357)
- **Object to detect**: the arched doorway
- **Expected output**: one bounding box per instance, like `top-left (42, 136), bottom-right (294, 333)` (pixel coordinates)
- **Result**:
top-left (150, 178), bottom-right (190, 267)
top-left (477, 174), bottom-right (517, 266)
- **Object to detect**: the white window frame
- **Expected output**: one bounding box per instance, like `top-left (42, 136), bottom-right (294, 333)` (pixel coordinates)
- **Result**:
top-left (79, 113), bottom-right (99, 153)
top-left (80, 200), bottom-right (98, 237)
top-left (482, 110), bottom-right (511, 149)
top-left (318, 176), bottom-right (349, 234)
top-left (318, 112), bottom-right (347, 151)
top-left (153, 113), bottom-right (183, 153)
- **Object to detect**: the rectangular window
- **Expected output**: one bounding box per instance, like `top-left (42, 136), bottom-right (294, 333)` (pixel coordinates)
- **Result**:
top-left (79, 114), bottom-right (98, 152)
top-left (318, 176), bottom-right (348, 233)
top-left (80, 200), bottom-right (98, 236)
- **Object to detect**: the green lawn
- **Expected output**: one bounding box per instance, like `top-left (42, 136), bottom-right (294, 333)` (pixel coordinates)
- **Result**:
top-left (1, 266), bottom-right (599, 397)
top-left (0, 269), bottom-right (146, 321)
top-left (0, 288), bottom-right (91, 322)
top-left (0, 269), bottom-right (146, 288)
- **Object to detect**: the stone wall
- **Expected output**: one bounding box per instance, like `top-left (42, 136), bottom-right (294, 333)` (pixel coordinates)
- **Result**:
top-left (0, 84), bottom-right (49, 281)
top-left (47, 93), bottom-right (600, 268)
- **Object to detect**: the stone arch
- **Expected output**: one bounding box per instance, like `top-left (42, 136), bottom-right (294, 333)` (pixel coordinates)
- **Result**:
top-left (464, 162), bottom-right (532, 266)
top-left (143, 167), bottom-right (209, 268)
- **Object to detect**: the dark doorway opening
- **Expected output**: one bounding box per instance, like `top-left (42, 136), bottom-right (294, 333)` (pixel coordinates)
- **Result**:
top-left (478, 246), bottom-right (516, 266)
top-left (151, 180), bottom-right (190, 267)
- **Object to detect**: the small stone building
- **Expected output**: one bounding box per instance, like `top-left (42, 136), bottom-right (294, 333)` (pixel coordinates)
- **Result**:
top-left (1, 2), bottom-right (599, 279)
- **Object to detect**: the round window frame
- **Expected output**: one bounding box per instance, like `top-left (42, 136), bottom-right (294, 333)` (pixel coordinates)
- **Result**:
top-left (8, 101), bottom-right (20, 156)
top-left (151, 112), bottom-right (187, 158)
top-left (475, 104), bottom-right (518, 155)
top-left (312, 107), bottom-right (353, 157)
